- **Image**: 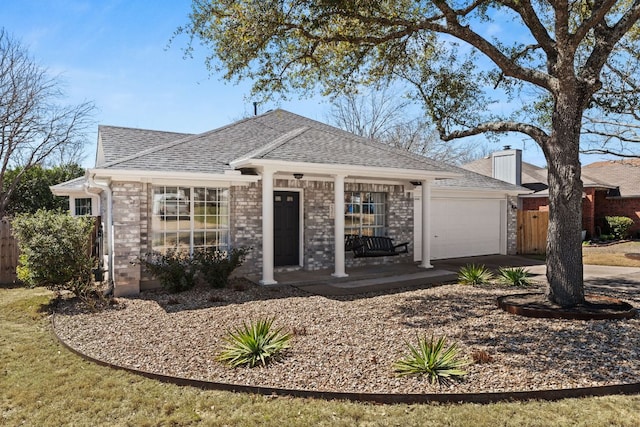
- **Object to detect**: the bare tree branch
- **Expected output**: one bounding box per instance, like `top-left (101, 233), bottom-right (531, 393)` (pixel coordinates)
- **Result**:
top-left (0, 29), bottom-right (95, 217)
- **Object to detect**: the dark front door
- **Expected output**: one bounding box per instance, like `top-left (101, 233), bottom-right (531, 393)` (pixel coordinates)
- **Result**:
top-left (274, 191), bottom-right (300, 266)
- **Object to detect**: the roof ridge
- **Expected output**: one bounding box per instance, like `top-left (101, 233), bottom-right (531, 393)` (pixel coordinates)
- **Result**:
top-left (232, 127), bottom-right (310, 164)
top-left (98, 124), bottom-right (194, 136)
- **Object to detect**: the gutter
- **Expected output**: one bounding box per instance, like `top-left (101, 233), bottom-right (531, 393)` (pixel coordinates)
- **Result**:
top-left (85, 172), bottom-right (116, 296)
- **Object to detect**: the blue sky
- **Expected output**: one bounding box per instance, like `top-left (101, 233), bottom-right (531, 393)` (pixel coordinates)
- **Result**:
top-left (2, 1), bottom-right (570, 168)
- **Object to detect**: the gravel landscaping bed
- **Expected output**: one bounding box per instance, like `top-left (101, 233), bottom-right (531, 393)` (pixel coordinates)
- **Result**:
top-left (53, 281), bottom-right (640, 395)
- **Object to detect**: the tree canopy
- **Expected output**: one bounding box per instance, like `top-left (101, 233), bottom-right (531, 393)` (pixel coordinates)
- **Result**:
top-left (177, 0), bottom-right (640, 306)
top-left (2, 163), bottom-right (85, 217)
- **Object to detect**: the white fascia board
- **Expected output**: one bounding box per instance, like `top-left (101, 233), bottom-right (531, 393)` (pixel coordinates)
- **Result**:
top-left (430, 186), bottom-right (528, 198)
top-left (230, 159), bottom-right (461, 181)
top-left (88, 168), bottom-right (261, 185)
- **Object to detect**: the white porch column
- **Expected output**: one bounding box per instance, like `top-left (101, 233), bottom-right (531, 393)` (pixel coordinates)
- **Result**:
top-left (420, 179), bottom-right (434, 269)
top-left (332, 174), bottom-right (348, 278)
top-left (261, 167), bottom-right (277, 285)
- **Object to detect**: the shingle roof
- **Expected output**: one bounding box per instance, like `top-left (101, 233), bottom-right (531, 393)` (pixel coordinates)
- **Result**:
top-left (97, 109), bottom-right (453, 173)
top-left (97, 125), bottom-right (193, 166)
top-left (94, 109), bottom-right (525, 192)
top-left (50, 176), bottom-right (85, 191)
top-left (582, 159), bottom-right (640, 197)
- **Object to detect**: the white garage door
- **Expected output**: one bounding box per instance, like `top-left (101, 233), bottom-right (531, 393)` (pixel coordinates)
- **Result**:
top-left (414, 197), bottom-right (505, 261)
top-left (431, 199), bottom-right (503, 259)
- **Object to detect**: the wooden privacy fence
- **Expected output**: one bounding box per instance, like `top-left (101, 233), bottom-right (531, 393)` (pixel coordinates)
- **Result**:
top-left (517, 210), bottom-right (549, 255)
top-left (0, 217), bottom-right (18, 283)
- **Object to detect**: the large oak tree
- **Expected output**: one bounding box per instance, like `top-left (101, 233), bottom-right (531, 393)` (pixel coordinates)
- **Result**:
top-left (177, 0), bottom-right (640, 306)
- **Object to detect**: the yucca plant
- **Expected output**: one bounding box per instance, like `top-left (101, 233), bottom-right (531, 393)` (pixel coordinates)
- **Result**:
top-left (457, 263), bottom-right (494, 285)
top-left (497, 266), bottom-right (532, 287)
top-left (217, 318), bottom-right (291, 368)
top-left (394, 335), bottom-right (470, 385)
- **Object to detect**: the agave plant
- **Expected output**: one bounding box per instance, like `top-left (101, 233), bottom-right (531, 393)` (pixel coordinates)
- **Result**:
top-left (394, 335), bottom-right (470, 385)
top-left (497, 266), bottom-right (532, 287)
top-left (217, 318), bottom-right (291, 368)
top-left (457, 263), bottom-right (494, 286)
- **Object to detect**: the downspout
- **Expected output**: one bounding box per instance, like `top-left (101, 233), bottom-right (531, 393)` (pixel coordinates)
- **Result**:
top-left (85, 172), bottom-right (115, 296)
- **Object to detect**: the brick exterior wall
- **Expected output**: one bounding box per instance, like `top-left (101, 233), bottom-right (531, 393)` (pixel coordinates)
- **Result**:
top-left (111, 181), bottom-right (145, 296)
top-left (594, 192), bottom-right (640, 238)
top-left (521, 197), bottom-right (548, 211)
top-left (229, 179), bottom-right (414, 275)
top-left (111, 178), bottom-right (518, 293)
top-left (230, 182), bottom-right (262, 276)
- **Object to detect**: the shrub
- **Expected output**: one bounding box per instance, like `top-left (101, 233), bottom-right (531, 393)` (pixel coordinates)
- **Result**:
top-left (217, 318), bottom-right (291, 368)
top-left (11, 210), bottom-right (97, 296)
top-left (393, 335), bottom-right (469, 385)
top-left (497, 266), bottom-right (532, 287)
top-left (457, 264), bottom-right (494, 285)
top-left (137, 249), bottom-right (196, 293)
top-left (605, 216), bottom-right (634, 240)
top-left (193, 247), bottom-right (249, 288)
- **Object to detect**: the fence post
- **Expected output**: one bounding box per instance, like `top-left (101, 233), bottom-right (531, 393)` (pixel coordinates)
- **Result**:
top-left (0, 217), bottom-right (18, 284)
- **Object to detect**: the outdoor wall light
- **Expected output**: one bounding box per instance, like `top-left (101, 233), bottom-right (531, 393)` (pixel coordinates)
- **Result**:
top-left (293, 173), bottom-right (304, 180)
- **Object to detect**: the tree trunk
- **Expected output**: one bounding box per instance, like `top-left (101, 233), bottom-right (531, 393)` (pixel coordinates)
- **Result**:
top-left (543, 92), bottom-right (586, 307)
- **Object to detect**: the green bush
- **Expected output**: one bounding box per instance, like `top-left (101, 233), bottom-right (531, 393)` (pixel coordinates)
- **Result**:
top-left (393, 335), bottom-right (469, 385)
top-left (458, 264), bottom-right (494, 285)
top-left (11, 210), bottom-right (97, 296)
top-left (137, 249), bottom-right (197, 293)
top-left (604, 216), bottom-right (634, 240)
top-left (193, 247), bottom-right (249, 288)
top-left (497, 266), bottom-right (532, 287)
top-left (217, 318), bottom-right (291, 368)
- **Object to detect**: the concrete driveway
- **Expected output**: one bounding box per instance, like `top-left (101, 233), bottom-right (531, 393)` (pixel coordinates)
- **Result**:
top-left (433, 255), bottom-right (640, 303)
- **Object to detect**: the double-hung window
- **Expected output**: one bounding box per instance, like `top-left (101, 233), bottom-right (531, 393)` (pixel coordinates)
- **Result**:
top-left (74, 198), bottom-right (92, 216)
top-left (151, 186), bottom-right (229, 253)
top-left (344, 192), bottom-right (386, 236)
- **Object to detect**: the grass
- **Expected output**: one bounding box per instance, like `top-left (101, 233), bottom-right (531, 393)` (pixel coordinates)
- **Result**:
top-left (2, 286), bottom-right (640, 426)
top-left (582, 241), bottom-right (640, 267)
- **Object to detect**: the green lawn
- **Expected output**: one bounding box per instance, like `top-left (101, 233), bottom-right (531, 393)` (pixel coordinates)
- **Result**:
top-left (2, 286), bottom-right (639, 426)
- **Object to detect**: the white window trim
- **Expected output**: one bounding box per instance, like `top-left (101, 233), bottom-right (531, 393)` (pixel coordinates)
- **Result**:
top-left (151, 185), bottom-right (230, 254)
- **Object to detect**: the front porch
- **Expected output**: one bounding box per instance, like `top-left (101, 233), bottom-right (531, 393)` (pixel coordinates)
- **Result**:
top-left (247, 262), bottom-right (456, 296)
top-left (245, 255), bottom-right (546, 296)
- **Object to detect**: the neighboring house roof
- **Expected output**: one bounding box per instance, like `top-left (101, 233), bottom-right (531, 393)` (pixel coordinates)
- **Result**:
top-left (462, 156), bottom-right (614, 196)
top-left (89, 109), bottom-right (525, 193)
top-left (582, 159), bottom-right (640, 197)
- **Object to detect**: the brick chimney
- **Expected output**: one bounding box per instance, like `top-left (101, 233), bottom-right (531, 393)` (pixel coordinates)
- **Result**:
top-left (491, 146), bottom-right (522, 186)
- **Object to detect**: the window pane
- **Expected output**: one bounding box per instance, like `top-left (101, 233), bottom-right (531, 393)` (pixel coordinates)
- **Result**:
top-left (343, 192), bottom-right (386, 236)
top-left (151, 185), bottom-right (229, 254)
top-left (74, 198), bottom-right (92, 216)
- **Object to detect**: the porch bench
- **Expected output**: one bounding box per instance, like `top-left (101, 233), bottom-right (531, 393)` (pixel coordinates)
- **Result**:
top-left (344, 234), bottom-right (363, 251)
top-left (352, 236), bottom-right (409, 258)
